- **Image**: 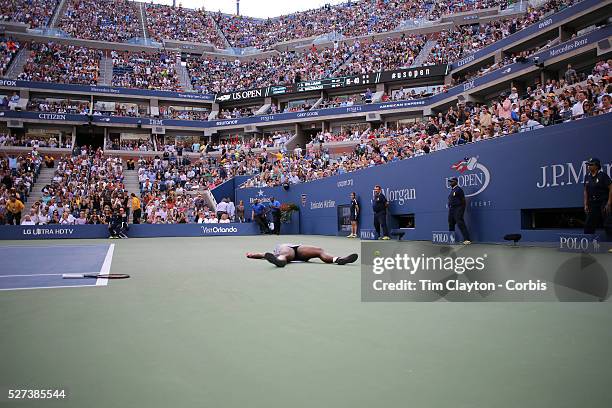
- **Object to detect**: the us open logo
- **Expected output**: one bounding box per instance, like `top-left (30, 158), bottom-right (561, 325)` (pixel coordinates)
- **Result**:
top-left (448, 157), bottom-right (491, 197)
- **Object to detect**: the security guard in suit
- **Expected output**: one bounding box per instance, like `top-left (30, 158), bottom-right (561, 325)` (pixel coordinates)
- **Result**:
top-left (448, 177), bottom-right (471, 244)
top-left (583, 158), bottom-right (611, 248)
top-left (372, 185), bottom-right (390, 240)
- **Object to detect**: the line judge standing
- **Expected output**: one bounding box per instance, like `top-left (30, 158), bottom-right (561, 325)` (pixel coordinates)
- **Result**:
top-left (448, 177), bottom-right (471, 244)
top-left (373, 185), bottom-right (390, 240)
top-left (583, 157), bottom-right (611, 250)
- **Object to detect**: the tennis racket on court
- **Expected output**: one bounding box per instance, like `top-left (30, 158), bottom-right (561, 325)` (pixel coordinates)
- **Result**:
top-left (62, 273), bottom-right (130, 279)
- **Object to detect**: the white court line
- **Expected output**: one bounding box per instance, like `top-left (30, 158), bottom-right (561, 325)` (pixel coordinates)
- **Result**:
top-left (0, 244), bottom-right (111, 249)
top-left (0, 284), bottom-right (100, 292)
top-left (0, 273), bottom-right (99, 278)
top-left (96, 244), bottom-right (115, 286)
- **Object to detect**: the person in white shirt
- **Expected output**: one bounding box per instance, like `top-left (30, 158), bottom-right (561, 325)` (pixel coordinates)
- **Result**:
top-left (59, 212), bottom-right (74, 225)
top-left (216, 199), bottom-right (228, 220)
top-left (37, 209), bottom-right (49, 225)
top-left (21, 215), bottom-right (35, 225)
top-left (519, 113), bottom-right (544, 132)
top-left (156, 207), bottom-right (168, 221)
top-left (571, 91), bottom-right (587, 118)
top-left (75, 211), bottom-right (88, 225)
top-left (196, 212), bottom-right (206, 223)
top-left (205, 215), bottom-right (218, 223)
top-left (293, 145), bottom-right (303, 157)
top-left (219, 214), bottom-right (231, 223)
top-left (432, 134), bottom-right (448, 151)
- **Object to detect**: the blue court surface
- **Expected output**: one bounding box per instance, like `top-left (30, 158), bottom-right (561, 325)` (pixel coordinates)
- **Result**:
top-left (0, 244), bottom-right (115, 291)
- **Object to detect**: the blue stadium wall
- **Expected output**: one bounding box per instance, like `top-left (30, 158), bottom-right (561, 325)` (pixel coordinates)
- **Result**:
top-left (236, 114), bottom-right (612, 243)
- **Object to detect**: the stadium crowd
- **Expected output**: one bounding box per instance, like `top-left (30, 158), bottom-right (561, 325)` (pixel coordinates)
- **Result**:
top-left (188, 42), bottom-right (352, 93)
top-left (9, 150), bottom-right (131, 226)
top-left (329, 35), bottom-right (427, 77)
top-left (424, 0), bottom-right (581, 65)
top-left (59, 0), bottom-right (142, 43)
top-left (0, 0), bottom-right (59, 28)
top-left (242, 72), bottom-right (612, 188)
top-left (18, 42), bottom-right (102, 85)
top-left (27, 98), bottom-right (90, 115)
top-left (0, 134), bottom-right (69, 148)
top-left (0, 150), bottom-right (41, 224)
top-left (3, 0), bottom-right (588, 95)
top-left (111, 50), bottom-right (181, 91)
top-left (214, 0), bottom-right (508, 50)
top-left (0, 38), bottom-right (19, 77)
top-left (145, 4), bottom-right (226, 48)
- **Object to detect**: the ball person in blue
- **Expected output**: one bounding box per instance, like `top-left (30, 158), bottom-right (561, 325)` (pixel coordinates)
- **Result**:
top-left (251, 199), bottom-right (270, 234)
top-left (583, 158), bottom-right (611, 249)
top-left (448, 177), bottom-right (471, 244)
top-left (373, 185), bottom-right (390, 240)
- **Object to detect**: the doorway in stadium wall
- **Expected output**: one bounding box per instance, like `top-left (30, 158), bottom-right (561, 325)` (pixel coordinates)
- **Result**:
top-left (75, 125), bottom-right (104, 149)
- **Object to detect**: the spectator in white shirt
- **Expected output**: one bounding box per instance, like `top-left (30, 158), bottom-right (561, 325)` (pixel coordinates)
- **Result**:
top-left (432, 134), bottom-right (448, 151)
top-left (38, 209), bottom-right (49, 224)
top-left (571, 91), bottom-right (587, 118)
top-left (21, 215), bottom-right (35, 225)
top-left (75, 211), bottom-right (88, 225)
top-left (519, 113), bottom-right (544, 132)
top-left (59, 212), bottom-right (74, 224)
top-left (216, 199), bottom-right (228, 220)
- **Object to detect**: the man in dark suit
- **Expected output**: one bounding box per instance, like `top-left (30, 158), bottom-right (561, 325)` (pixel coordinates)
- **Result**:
top-left (373, 185), bottom-right (390, 240)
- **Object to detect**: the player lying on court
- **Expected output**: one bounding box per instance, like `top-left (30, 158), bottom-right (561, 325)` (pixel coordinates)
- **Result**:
top-left (246, 244), bottom-right (358, 267)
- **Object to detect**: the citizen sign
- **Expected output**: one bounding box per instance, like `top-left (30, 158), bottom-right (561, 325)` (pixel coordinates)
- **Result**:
top-left (38, 113), bottom-right (66, 120)
top-left (456, 54), bottom-right (475, 68)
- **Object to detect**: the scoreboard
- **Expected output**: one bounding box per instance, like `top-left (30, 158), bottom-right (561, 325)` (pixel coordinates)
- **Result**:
top-left (295, 74), bottom-right (376, 92)
top-left (216, 65), bottom-right (448, 102)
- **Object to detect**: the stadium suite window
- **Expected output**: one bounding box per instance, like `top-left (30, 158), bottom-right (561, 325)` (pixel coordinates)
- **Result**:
top-left (396, 214), bottom-right (415, 229)
top-left (521, 208), bottom-right (585, 230)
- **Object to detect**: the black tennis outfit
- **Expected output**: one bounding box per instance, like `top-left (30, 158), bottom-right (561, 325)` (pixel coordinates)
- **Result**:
top-left (350, 198), bottom-right (359, 221)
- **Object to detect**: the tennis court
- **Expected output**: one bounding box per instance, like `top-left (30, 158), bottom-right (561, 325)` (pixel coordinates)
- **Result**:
top-left (1, 236), bottom-right (612, 407)
top-left (0, 244), bottom-right (115, 291)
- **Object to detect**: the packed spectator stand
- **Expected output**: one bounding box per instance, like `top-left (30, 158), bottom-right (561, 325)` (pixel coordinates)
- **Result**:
top-left (111, 50), bottom-right (181, 91)
top-left (144, 3), bottom-right (226, 48)
top-left (242, 70), bottom-right (612, 188)
top-left (59, 0), bottom-right (142, 43)
top-left (17, 42), bottom-right (102, 85)
top-left (0, 0), bottom-right (588, 97)
top-left (0, 38), bottom-right (19, 78)
top-left (0, 0), bottom-right (59, 28)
